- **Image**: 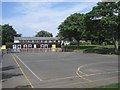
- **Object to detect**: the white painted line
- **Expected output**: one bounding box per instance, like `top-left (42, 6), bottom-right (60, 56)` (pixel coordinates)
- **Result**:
top-left (77, 68), bottom-right (86, 75)
top-left (49, 76), bottom-right (119, 88)
top-left (78, 61), bottom-right (117, 76)
top-left (14, 54), bottom-right (43, 81)
top-left (83, 71), bottom-right (120, 76)
top-left (76, 70), bottom-right (92, 82)
top-left (24, 59), bottom-right (79, 62)
top-left (42, 76), bottom-right (78, 82)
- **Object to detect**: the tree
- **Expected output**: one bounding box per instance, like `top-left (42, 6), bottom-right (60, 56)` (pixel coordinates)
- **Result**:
top-left (35, 30), bottom-right (53, 37)
top-left (58, 13), bottom-right (86, 47)
top-left (2, 24), bottom-right (21, 45)
top-left (85, 2), bottom-right (119, 51)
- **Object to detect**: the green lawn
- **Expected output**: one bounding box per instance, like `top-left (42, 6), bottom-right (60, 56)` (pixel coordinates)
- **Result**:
top-left (98, 83), bottom-right (120, 88)
top-left (84, 83), bottom-right (120, 90)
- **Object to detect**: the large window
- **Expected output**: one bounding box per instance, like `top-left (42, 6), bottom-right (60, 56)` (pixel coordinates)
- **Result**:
top-left (41, 40), bottom-right (43, 43)
top-left (44, 40), bottom-right (48, 43)
top-left (28, 44), bottom-right (32, 48)
top-left (34, 40), bottom-right (37, 43)
top-left (49, 40), bottom-right (52, 43)
top-left (32, 40), bottom-right (34, 43)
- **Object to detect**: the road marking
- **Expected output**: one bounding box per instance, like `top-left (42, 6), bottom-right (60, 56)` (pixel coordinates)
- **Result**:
top-left (24, 59), bottom-right (81, 62)
top-left (42, 76), bottom-right (78, 82)
top-left (76, 61), bottom-right (118, 82)
top-left (49, 76), bottom-right (118, 88)
top-left (90, 76), bottom-right (119, 82)
top-left (76, 70), bottom-right (92, 82)
top-left (14, 54), bottom-right (43, 81)
top-left (78, 61), bottom-right (117, 76)
top-left (11, 54), bottom-right (34, 88)
top-left (83, 71), bottom-right (120, 76)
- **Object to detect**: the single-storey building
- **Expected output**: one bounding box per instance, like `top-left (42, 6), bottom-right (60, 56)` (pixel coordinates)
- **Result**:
top-left (6, 37), bottom-right (62, 49)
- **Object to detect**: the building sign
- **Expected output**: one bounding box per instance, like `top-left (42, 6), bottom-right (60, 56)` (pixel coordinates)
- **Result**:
top-left (12, 45), bottom-right (17, 49)
top-left (1, 45), bottom-right (6, 50)
top-left (52, 44), bottom-right (56, 49)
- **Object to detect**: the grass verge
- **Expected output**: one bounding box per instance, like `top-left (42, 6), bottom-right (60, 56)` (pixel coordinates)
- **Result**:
top-left (98, 83), bottom-right (120, 88)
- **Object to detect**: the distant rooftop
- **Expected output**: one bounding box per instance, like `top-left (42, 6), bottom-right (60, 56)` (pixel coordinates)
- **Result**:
top-left (14, 37), bottom-right (60, 40)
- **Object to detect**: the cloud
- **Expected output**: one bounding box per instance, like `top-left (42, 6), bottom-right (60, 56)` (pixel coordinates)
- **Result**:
top-left (2, 0), bottom-right (101, 2)
top-left (2, 2), bottom-right (97, 36)
top-left (0, 3), bottom-right (2, 24)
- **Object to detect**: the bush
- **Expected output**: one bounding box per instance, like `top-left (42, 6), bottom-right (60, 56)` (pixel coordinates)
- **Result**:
top-left (83, 48), bottom-right (118, 55)
top-left (62, 45), bottom-right (97, 51)
top-left (62, 45), bottom-right (120, 55)
top-left (70, 42), bottom-right (77, 45)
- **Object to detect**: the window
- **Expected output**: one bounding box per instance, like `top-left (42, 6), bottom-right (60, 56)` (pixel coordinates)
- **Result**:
top-left (28, 44), bottom-right (32, 48)
top-left (20, 40), bottom-right (22, 43)
top-left (43, 40), bottom-right (45, 43)
top-left (49, 40), bottom-right (52, 43)
top-left (29, 40), bottom-right (32, 43)
top-left (41, 40), bottom-right (43, 43)
top-left (17, 45), bottom-right (21, 49)
top-left (44, 40), bottom-right (47, 43)
top-left (34, 40), bottom-right (37, 43)
top-left (32, 40), bottom-right (34, 43)
top-left (23, 44), bottom-right (27, 48)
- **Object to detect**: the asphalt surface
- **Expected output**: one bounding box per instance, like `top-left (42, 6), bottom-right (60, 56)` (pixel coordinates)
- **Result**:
top-left (2, 52), bottom-right (118, 88)
top-left (2, 54), bottom-right (31, 88)
top-left (0, 53), bottom-right (2, 89)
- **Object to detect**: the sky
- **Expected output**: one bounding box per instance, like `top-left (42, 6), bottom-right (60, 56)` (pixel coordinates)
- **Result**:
top-left (1, 0), bottom-right (100, 37)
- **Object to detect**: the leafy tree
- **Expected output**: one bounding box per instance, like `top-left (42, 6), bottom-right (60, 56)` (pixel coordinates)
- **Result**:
top-left (56, 33), bottom-right (62, 37)
top-left (58, 13), bottom-right (86, 47)
top-left (2, 24), bottom-right (21, 45)
top-left (35, 30), bottom-right (53, 37)
top-left (85, 2), bottom-right (119, 51)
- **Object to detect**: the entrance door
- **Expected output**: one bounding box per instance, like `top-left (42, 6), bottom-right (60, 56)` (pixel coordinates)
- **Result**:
top-left (40, 44), bottom-right (44, 48)
top-left (34, 44), bottom-right (36, 48)
top-left (44, 44), bottom-right (48, 48)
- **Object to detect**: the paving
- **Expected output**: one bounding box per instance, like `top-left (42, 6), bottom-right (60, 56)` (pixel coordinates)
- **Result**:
top-left (2, 52), bottom-right (118, 88)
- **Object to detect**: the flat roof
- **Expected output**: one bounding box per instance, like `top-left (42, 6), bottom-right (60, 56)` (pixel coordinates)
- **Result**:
top-left (14, 37), bottom-right (60, 40)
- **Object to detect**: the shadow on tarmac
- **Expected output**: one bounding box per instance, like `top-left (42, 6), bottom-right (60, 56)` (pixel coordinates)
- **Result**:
top-left (15, 85), bottom-right (31, 88)
top-left (2, 72), bottom-right (23, 81)
top-left (2, 66), bottom-right (18, 71)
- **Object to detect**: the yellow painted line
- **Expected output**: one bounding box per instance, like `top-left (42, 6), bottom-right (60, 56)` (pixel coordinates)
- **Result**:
top-left (76, 61), bottom-right (117, 83)
top-left (76, 68), bottom-right (118, 83)
top-left (77, 61), bottom-right (117, 76)
top-left (49, 76), bottom-right (118, 88)
top-left (11, 54), bottom-right (34, 88)
top-left (76, 70), bottom-right (92, 82)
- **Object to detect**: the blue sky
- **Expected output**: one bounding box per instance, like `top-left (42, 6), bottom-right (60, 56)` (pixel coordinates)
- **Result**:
top-left (2, 1), bottom-right (99, 37)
